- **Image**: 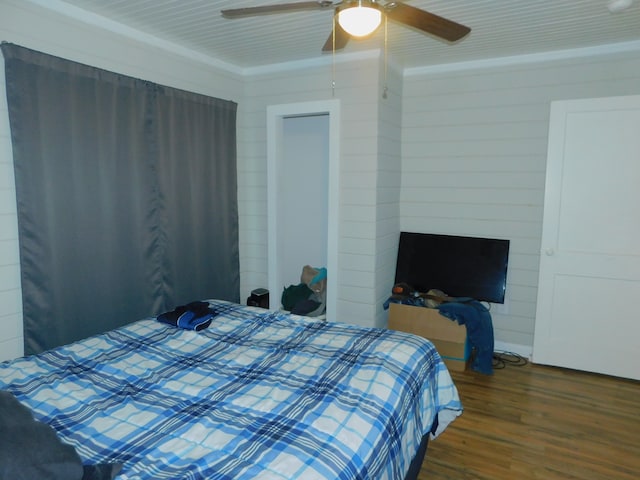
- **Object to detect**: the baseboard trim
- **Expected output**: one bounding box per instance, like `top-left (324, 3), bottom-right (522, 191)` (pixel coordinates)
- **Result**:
top-left (494, 341), bottom-right (533, 360)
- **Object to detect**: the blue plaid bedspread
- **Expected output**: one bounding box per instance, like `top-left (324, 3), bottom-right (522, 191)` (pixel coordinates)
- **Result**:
top-left (0, 300), bottom-right (462, 480)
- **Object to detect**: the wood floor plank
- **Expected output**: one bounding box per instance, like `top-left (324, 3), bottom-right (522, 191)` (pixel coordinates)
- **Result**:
top-left (420, 362), bottom-right (640, 479)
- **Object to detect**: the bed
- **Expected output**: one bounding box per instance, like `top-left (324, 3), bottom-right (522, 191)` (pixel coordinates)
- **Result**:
top-left (0, 300), bottom-right (462, 479)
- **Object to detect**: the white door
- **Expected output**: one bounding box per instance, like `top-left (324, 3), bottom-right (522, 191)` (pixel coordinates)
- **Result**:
top-left (533, 95), bottom-right (640, 380)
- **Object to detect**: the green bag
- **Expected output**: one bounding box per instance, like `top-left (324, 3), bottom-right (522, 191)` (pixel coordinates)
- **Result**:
top-left (281, 283), bottom-right (313, 311)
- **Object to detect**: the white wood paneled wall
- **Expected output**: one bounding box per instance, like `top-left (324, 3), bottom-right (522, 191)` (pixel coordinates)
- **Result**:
top-left (373, 62), bottom-right (403, 328)
top-left (402, 50), bottom-right (640, 347)
top-left (240, 55), bottom-right (387, 328)
top-left (0, 62), bottom-right (22, 361)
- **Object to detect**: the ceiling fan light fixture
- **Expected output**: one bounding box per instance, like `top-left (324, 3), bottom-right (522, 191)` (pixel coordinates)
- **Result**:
top-left (337, 1), bottom-right (382, 37)
top-left (607, 0), bottom-right (634, 13)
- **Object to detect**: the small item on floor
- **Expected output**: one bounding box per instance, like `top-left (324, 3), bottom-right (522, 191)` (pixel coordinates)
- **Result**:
top-left (281, 283), bottom-right (314, 311)
top-left (247, 288), bottom-right (269, 309)
top-left (281, 265), bottom-right (327, 317)
top-left (291, 299), bottom-right (321, 315)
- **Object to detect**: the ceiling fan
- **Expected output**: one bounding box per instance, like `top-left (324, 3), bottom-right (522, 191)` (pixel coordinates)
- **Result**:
top-left (221, 1), bottom-right (471, 53)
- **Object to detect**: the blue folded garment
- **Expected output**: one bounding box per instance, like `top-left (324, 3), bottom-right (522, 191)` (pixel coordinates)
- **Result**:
top-left (157, 301), bottom-right (213, 331)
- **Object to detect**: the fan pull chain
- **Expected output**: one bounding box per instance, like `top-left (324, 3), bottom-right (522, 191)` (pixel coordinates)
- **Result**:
top-left (331, 15), bottom-right (336, 97)
top-left (383, 15), bottom-right (388, 99)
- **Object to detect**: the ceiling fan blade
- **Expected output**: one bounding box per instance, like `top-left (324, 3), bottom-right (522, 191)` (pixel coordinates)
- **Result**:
top-left (222, 1), bottom-right (334, 19)
top-left (321, 23), bottom-right (350, 52)
top-left (385, 2), bottom-right (470, 42)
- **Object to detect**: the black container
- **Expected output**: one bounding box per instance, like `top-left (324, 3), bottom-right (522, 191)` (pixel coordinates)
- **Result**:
top-left (247, 288), bottom-right (269, 309)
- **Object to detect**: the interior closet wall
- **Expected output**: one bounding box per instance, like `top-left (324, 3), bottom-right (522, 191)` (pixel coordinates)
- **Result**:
top-left (277, 115), bottom-right (329, 296)
top-left (374, 62), bottom-right (403, 328)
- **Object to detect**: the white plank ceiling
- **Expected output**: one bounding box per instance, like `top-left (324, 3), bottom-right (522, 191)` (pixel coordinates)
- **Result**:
top-left (46, 0), bottom-right (640, 70)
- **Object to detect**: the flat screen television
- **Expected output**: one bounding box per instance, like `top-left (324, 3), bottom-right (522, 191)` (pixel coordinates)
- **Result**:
top-left (394, 232), bottom-right (510, 303)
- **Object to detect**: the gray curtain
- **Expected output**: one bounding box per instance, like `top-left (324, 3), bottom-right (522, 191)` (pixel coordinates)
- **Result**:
top-left (1, 43), bottom-right (239, 354)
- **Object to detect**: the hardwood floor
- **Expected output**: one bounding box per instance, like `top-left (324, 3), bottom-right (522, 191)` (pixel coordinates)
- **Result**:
top-left (420, 359), bottom-right (640, 479)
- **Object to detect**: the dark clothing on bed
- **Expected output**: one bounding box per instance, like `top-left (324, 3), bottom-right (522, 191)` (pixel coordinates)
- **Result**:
top-left (157, 301), bottom-right (214, 330)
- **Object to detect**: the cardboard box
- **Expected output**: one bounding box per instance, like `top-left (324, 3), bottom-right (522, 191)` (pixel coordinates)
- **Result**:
top-left (387, 303), bottom-right (471, 372)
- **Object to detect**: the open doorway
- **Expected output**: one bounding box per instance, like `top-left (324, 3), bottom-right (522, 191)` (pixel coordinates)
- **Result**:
top-left (267, 100), bottom-right (340, 321)
top-left (278, 114), bottom-right (329, 286)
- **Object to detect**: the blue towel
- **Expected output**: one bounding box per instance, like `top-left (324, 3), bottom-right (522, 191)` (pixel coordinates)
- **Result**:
top-left (437, 299), bottom-right (494, 375)
top-left (157, 301), bottom-right (214, 331)
top-left (310, 267), bottom-right (327, 285)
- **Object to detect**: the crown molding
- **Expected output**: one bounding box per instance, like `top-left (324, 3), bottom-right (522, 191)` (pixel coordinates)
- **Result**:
top-left (404, 40), bottom-right (640, 76)
top-left (242, 49), bottom-right (381, 76)
top-left (28, 0), bottom-right (244, 76)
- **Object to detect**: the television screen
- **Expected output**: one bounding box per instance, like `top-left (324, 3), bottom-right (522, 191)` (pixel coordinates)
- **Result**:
top-left (394, 232), bottom-right (510, 303)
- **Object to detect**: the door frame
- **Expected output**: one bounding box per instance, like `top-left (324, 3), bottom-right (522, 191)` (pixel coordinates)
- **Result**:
top-left (266, 99), bottom-right (340, 321)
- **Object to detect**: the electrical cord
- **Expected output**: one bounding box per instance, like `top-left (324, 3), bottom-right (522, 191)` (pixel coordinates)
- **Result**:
top-left (482, 300), bottom-right (527, 369)
top-left (492, 350), bottom-right (528, 369)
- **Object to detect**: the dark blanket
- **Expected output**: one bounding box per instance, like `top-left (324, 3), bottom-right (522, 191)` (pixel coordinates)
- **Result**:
top-left (0, 391), bottom-right (122, 480)
top-left (157, 301), bottom-right (214, 331)
top-left (437, 300), bottom-right (494, 375)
